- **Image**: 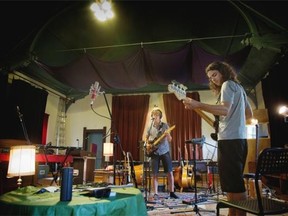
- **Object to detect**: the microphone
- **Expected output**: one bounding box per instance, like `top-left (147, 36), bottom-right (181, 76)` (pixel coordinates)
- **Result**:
top-left (89, 81), bottom-right (104, 106)
top-left (76, 139), bottom-right (79, 148)
top-left (16, 106), bottom-right (23, 121)
top-left (40, 142), bottom-right (52, 149)
top-left (90, 82), bottom-right (98, 105)
top-left (185, 135), bottom-right (205, 144)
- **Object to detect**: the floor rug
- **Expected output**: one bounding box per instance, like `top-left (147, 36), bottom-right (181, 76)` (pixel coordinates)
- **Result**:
top-left (145, 191), bottom-right (219, 216)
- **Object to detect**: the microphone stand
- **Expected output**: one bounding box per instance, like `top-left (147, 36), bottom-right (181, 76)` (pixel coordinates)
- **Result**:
top-left (191, 140), bottom-right (201, 215)
top-left (102, 93), bottom-right (125, 185)
top-left (16, 106), bottom-right (37, 186)
top-left (16, 106), bottom-right (31, 145)
top-left (178, 138), bottom-right (215, 216)
top-left (144, 118), bottom-right (154, 202)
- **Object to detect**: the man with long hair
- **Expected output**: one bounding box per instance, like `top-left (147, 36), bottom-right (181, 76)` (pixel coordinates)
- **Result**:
top-left (183, 61), bottom-right (253, 216)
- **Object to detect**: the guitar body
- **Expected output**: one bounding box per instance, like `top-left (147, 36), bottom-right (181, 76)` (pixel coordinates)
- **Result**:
top-left (173, 166), bottom-right (182, 189)
top-left (178, 145), bottom-right (193, 192)
top-left (145, 143), bottom-right (157, 157)
top-left (173, 146), bottom-right (184, 189)
top-left (145, 125), bottom-right (176, 157)
top-left (180, 165), bottom-right (193, 190)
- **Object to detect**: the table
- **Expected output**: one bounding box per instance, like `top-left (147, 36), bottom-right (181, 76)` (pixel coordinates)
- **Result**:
top-left (0, 153), bottom-right (74, 163)
top-left (0, 186), bottom-right (147, 216)
top-left (0, 154), bottom-right (74, 195)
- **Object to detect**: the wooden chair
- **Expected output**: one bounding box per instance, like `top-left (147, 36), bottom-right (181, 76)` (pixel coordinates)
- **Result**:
top-left (216, 147), bottom-right (288, 216)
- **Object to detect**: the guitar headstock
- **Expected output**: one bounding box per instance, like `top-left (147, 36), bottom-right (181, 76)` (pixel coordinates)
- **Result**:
top-left (168, 80), bottom-right (187, 100)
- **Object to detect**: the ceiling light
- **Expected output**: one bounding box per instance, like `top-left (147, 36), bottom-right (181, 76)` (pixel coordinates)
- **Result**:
top-left (250, 118), bottom-right (258, 125)
top-left (279, 105), bottom-right (288, 123)
top-left (90, 0), bottom-right (114, 22)
top-left (279, 105), bottom-right (288, 116)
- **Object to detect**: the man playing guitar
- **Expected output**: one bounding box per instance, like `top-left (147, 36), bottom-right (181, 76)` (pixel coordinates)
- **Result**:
top-left (145, 107), bottom-right (178, 200)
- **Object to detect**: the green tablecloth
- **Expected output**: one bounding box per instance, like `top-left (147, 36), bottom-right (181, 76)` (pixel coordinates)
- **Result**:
top-left (0, 186), bottom-right (147, 216)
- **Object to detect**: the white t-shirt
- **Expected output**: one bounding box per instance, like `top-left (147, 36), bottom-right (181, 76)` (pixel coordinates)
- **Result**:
top-left (218, 80), bottom-right (249, 140)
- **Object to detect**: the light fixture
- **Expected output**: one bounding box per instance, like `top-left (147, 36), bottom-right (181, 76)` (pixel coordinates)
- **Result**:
top-left (103, 142), bottom-right (113, 157)
top-left (90, 0), bottom-right (114, 22)
top-left (278, 105), bottom-right (288, 122)
top-left (7, 145), bottom-right (36, 188)
top-left (250, 118), bottom-right (259, 125)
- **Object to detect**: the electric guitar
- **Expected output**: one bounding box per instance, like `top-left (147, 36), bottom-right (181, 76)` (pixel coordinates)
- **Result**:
top-left (168, 80), bottom-right (218, 141)
top-left (146, 125), bottom-right (176, 157)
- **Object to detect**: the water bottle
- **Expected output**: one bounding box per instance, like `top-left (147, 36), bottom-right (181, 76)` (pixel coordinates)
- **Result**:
top-left (60, 167), bottom-right (73, 201)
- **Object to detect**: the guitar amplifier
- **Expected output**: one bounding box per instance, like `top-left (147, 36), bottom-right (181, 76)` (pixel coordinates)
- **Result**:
top-left (72, 156), bottom-right (96, 185)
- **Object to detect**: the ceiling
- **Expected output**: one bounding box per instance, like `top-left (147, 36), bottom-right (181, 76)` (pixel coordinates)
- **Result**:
top-left (0, 1), bottom-right (288, 103)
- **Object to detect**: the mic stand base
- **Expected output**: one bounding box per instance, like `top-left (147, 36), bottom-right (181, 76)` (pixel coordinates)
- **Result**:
top-left (182, 141), bottom-right (215, 215)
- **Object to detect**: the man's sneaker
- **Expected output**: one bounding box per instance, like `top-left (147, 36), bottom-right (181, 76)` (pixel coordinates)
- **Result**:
top-left (170, 192), bottom-right (179, 199)
top-left (153, 193), bottom-right (159, 200)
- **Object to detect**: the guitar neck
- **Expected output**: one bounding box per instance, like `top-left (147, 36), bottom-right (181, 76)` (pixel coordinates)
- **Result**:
top-left (194, 109), bottom-right (214, 128)
top-left (184, 144), bottom-right (189, 166)
top-left (168, 81), bottom-right (215, 129)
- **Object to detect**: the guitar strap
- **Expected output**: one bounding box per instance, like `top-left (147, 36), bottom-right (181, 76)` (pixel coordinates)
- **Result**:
top-left (157, 122), bottom-right (164, 136)
top-left (214, 94), bottom-right (221, 133)
top-left (147, 122), bottom-right (164, 144)
top-left (209, 94), bottom-right (220, 141)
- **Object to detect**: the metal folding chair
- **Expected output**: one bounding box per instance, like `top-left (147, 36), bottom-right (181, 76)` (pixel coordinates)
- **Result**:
top-left (216, 147), bottom-right (288, 216)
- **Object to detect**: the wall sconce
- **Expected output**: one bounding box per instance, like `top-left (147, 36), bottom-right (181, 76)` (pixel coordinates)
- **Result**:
top-left (7, 145), bottom-right (36, 188)
top-left (279, 105), bottom-right (288, 122)
top-left (90, 0), bottom-right (114, 22)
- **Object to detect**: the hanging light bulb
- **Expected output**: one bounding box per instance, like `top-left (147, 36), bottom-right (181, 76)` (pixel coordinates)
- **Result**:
top-left (279, 105), bottom-right (288, 116)
top-left (279, 105), bottom-right (288, 123)
top-left (90, 0), bottom-right (114, 22)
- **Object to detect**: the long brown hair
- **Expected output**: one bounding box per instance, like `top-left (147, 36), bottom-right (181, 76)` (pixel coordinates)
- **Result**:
top-left (205, 61), bottom-right (239, 95)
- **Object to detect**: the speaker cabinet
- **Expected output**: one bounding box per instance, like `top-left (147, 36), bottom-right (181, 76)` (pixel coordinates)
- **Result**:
top-left (72, 156), bottom-right (96, 185)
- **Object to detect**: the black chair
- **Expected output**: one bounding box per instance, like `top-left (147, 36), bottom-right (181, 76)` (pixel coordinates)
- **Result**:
top-left (216, 147), bottom-right (288, 216)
